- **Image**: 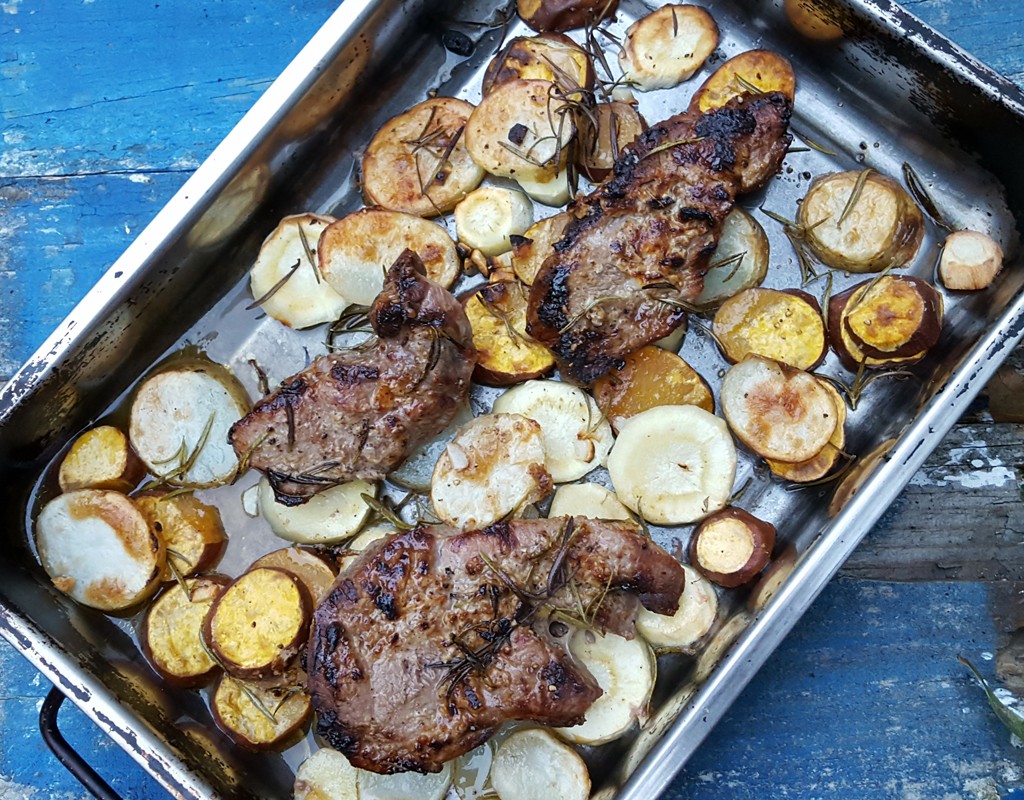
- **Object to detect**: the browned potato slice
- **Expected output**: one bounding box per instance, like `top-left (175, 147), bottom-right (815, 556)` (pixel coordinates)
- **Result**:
top-left (34, 489), bottom-right (166, 611)
top-left (720, 355), bottom-right (838, 463)
top-left (141, 575), bottom-right (229, 686)
top-left (483, 33), bottom-right (594, 97)
top-left (692, 49), bottom-right (796, 113)
top-left (578, 101), bottom-right (647, 182)
top-left (695, 207), bottom-right (770, 307)
top-left (939, 229), bottom-right (1004, 290)
top-left (712, 288), bottom-right (826, 370)
top-left (798, 170), bottom-right (924, 273)
top-left (511, 211), bottom-right (571, 286)
top-left (688, 507), bottom-right (776, 588)
top-left (591, 345), bottom-right (713, 433)
top-left (842, 275), bottom-right (943, 358)
top-left (462, 280), bottom-right (556, 386)
top-left (211, 675), bottom-right (311, 751)
top-left (517, 0), bottom-right (617, 32)
top-left (619, 5), bottom-right (719, 92)
top-left (767, 380), bottom-right (847, 482)
top-left (362, 97), bottom-right (484, 218)
top-left (250, 547), bottom-right (337, 605)
top-left (203, 567), bottom-right (311, 681)
top-left (135, 493), bottom-right (227, 582)
top-left (58, 425), bottom-right (144, 493)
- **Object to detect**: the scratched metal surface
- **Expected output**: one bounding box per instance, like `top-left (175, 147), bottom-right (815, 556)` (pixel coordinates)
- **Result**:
top-left (2, 0), bottom-right (1024, 799)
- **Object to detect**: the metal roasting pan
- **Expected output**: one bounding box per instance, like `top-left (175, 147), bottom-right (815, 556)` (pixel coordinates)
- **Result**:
top-left (3, 0), bottom-right (1024, 797)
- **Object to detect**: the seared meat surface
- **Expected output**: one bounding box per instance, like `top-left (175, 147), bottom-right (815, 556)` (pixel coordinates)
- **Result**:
top-left (230, 250), bottom-right (475, 503)
top-left (306, 517), bottom-right (685, 773)
top-left (527, 92), bottom-right (793, 383)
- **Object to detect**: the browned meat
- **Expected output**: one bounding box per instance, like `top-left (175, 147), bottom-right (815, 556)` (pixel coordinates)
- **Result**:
top-left (527, 92), bottom-right (793, 384)
top-left (306, 516), bottom-right (685, 773)
top-left (230, 250), bottom-right (475, 504)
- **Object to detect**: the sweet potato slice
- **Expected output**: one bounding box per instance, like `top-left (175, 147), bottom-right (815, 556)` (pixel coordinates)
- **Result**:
top-left (577, 101), bottom-right (647, 183)
top-left (250, 547), bottom-right (337, 605)
top-left (712, 287), bottom-right (826, 370)
top-left (58, 425), bottom-right (144, 493)
top-left (135, 493), bottom-right (227, 582)
top-left (688, 507), bottom-right (775, 588)
top-left (511, 211), bottom-right (572, 286)
top-left (692, 49), bottom-right (796, 113)
top-left (212, 675), bottom-right (312, 751)
top-left (483, 33), bottom-right (594, 96)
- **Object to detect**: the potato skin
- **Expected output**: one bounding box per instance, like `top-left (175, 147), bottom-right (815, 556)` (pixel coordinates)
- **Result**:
top-left (688, 507), bottom-right (775, 588)
top-left (517, 0), bottom-right (617, 32)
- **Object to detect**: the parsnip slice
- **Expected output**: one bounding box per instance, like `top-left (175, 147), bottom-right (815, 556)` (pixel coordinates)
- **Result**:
top-left (695, 207), bottom-right (770, 307)
top-left (212, 676), bottom-right (311, 751)
top-left (637, 565), bottom-right (718, 653)
top-left (555, 630), bottom-right (655, 745)
top-left (455, 186), bottom-right (535, 256)
top-left (135, 493), bottom-right (227, 582)
top-left (607, 405), bottom-right (737, 525)
top-left (491, 380), bottom-right (613, 482)
top-left (294, 748), bottom-right (359, 800)
top-left (257, 476), bottom-right (375, 545)
top-left (431, 413), bottom-right (552, 529)
top-left (338, 523), bottom-right (395, 571)
top-left (491, 728), bottom-right (590, 800)
top-left (248, 213), bottom-right (347, 329)
top-left (483, 33), bottom-right (594, 97)
top-left (58, 425), bottom-right (144, 493)
top-left (618, 5), bottom-right (719, 91)
top-left (939, 229), bottom-right (1003, 290)
top-left (548, 482), bottom-right (631, 521)
top-left (578, 101), bottom-right (646, 183)
top-left (35, 489), bottom-right (165, 611)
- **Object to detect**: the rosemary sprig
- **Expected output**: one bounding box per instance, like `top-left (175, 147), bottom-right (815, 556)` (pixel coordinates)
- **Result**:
top-left (792, 128), bottom-right (838, 156)
top-left (361, 492), bottom-right (416, 531)
top-left (641, 136), bottom-right (706, 161)
top-left (557, 294), bottom-right (621, 335)
top-left (837, 168), bottom-right (874, 228)
top-left (248, 358), bottom-right (270, 396)
top-left (246, 259), bottom-right (302, 310)
top-left (164, 551), bottom-right (193, 601)
top-left (298, 225), bottom-right (322, 284)
top-left (902, 161), bottom-right (954, 232)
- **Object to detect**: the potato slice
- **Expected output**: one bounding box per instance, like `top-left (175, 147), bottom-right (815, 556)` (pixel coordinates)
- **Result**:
top-left (841, 275), bottom-right (943, 358)
top-left (491, 380), bottom-right (613, 483)
top-left (257, 476), bottom-right (374, 545)
top-left (592, 346), bottom-right (714, 433)
top-left (431, 413), bottom-right (552, 529)
top-left (712, 287), bottom-right (826, 370)
top-left (203, 566), bottom-right (311, 681)
top-left (637, 564), bottom-right (717, 653)
top-left (58, 425), bottom-right (144, 493)
top-left (250, 547), bottom-right (337, 605)
top-left (695, 207), bottom-right (770, 307)
top-left (939, 229), bottom-right (1004, 290)
top-left (212, 675), bottom-right (311, 750)
top-left (798, 170), bottom-right (925, 273)
top-left (318, 208), bottom-right (460, 305)
top-left (141, 576), bottom-right (229, 686)
top-left (577, 101), bottom-right (646, 183)
top-left (135, 493), bottom-right (227, 581)
top-left (555, 630), bottom-right (655, 745)
top-left (248, 213), bottom-right (347, 329)
top-left (766, 380), bottom-right (847, 482)
top-left (720, 355), bottom-right (838, 463)
top-left (294, 748), bottom-right (359, 800)
top-left (362, 97), bottom-right (484, 217)
top-left (483, 33), bottom-right (594, 97)
top-left (360, 763), bottom-right (453, 800)
top-left (692, 49), bottom-right (796, 113)
top-left (548, 482), bottom-right (631, 521)
top-left (515, 167), bottom-right (573, 207)
top-left (455, 187), bottom-right (535, 257)
top-left (465, 79), bottom-right (575, 183)
top-left (35, 489), bottom-right (166, 611)
top-left (129, 363), bottom-right (250, 488)
top-left (688, 507), bottom-right (775, 588)
top-left (618, 5), bottom-right (719, 92)
top-left (517, 0), bottom-right (617, 33)
top-left (511, 211), bottom-right (572, 286)
top-left (338, 524), bottom-right (395, 571)
top-left (491, 728), bottom-right (590, 800)
top-left (389, 402), bottom-right (474, 492)
top-left (607, 405), bottom-right (737, 525)
top-left (463, 281), bottom-right (556, 387)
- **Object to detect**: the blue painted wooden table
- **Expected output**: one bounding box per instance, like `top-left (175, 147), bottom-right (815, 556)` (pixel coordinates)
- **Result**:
top-left (3, 1), bottom-right (1024, 798)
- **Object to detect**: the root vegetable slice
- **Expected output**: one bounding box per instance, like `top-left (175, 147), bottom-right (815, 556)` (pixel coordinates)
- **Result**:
top-left (515, 167), bottom-right (572, 207)
top-left (318, 208), bottom-right (460, 305)
top-left (687, 507), bottom-right (775, 588)
top-left (720, 356), bottom-right (838, 463)
top-left (361, 97), bottom-right (484, 217)
top-left (257, 476), bottom-right (374, 545)
top-left (618, 5), bottom-right (719, 91)
top-left (592, 346), bottom-right (714, 434)
top-left (250, 547), bottom-right (337, 605)
top-left (695, 207), bottom-right (770, 307)
top-left (248, 213), bottom-right (346, 329)
top-left (58, 425), bottom-right (144, 493)
top-left (577, 101), bottom-right (646, 183)
top-left (766, 379), bottom-right (847, 482)
top-left (294, 748), bottom-right (359, 800)
top-left (636, 564), bottom-right (717, 652)
top-left (841, 275), bottom-right (943, 358)
top-left (389, 402), bottom-right (474, 492)
top-left (511, 211), bottom-right (571, 286)
top-left (129, 364), bottom-right (249, 488)
top-left (747, 544), bottom-right (797, 611)
top-left (431, 413), bottom-right (552, 529)
top-left (517, 0), bottom-right (617, 33)
top-left (491, 379), bottom-right (613, 482)
top-left (712, 287), bottom-right (826, 370)
top-left (555, 630), bottom-right (655, 745)
top-left (141, 576), bottom-right (229, 686)
top-left (483, 33), bottom-right (594, 97)
top-left (692, 49), bottom-right (796, 113)
top-left (203, 566), bottom-right (311, 681)
top-left (35, 489), bottom-right (165, 611)
top-left (465, 79), bottom-right (575, 183)
top-left (360, 763), bottom-right (452, 800)
top-left (135, 493), bottom-right (227, 581)
top-left (548, 482), bottom-right (632, 521)
top-left (798, 170), bottom-right (924, 273)
top-left (211, 675), bottom-right (311, 751)
top-left (939, 229), bottom-right (1004, 290)
top-left (607, 405), bottom-right (737, 525)
top-left (338, 523), bottom-right (394, 571)
top-left (463, 281), bottom-right (556, 387)
top-left (455, 187), bottom-right (535, 257)
top-left (491, 728), bottom-right (590, 800)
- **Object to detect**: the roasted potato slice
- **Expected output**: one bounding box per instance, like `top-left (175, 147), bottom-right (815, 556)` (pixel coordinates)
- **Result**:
top-left (712, 287), bottom-right (826, 370)
top-left (515, 167), bottom-right (573, 207)
top-left (695, 207), bottom-right (770, 307)
top-left (294, 748), bottom-right (359, 800)
top-left (35, 489), bottom-right (165, 611)
top-left (548, 482), bottom-right (632, 521)
top-left (766, 380), bottom-right (847, 483)
top-left (250, 547), bottom-right (337, 605)
top-left (483, 33), bottom-right (594, 97)
top-left (688, 507), bottom-right (775, 588)
top-left (798, 170), bottom-right (924, 273)
top-left (141, 575), bottom-right (229, 686)
top-left (492, 728), bottom-right (590, 800)
top-left (577, 101), bottom-right (646, 183)
top-left (692, 49), bottom-right (796, 113)
top-left (135, 493), bottom-right (227, 581)
top-left (361, 97), bottom-right (484, 217)
top-left (455, 186), bottom-right (535, 256)
top-left (212, 675), bottom-right (311, 751)
top-left (463, 280), bottom-right (556, 386)
top-left (636, 564), bottom-right (718, 653)
top-left (257, 476), bottom-right (374, 545)
top-left (939, 229), bottom-right (1004, 290)
top-left (58, 425), bottom-right (144, 493)
top-left (619, 5), bottom-right (719, 91)
top-left (517, 0), bottom-right (617, 33)
top-left (511, 211), bottom-right (572, 286)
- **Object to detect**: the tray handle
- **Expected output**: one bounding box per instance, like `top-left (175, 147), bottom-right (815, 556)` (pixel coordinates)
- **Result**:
top-left (39, 684), bottom-right (125, 800)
